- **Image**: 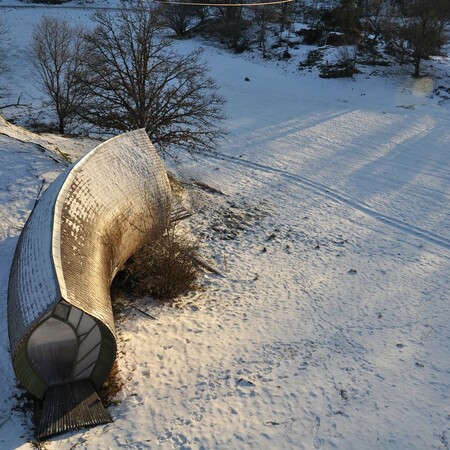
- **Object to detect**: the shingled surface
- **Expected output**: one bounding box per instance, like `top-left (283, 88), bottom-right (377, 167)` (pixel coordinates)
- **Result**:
top-left (38, 380), bottom-right (112, 439)
top-left (9, 130), bottom-right (172, 403)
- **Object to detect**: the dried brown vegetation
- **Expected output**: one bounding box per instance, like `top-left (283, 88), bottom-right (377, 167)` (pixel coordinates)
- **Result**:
top-left (98, 361), bottom-right (124, 408)
top-left (126, 223), bottom-right (200, 300)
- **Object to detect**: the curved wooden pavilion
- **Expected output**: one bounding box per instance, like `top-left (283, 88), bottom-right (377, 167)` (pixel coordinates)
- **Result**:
top-left (8, 130), bottom-right (172, 437)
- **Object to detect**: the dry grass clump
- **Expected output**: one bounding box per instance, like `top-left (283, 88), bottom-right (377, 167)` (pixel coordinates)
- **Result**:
top-left (126, 224), bottom-right (199, 300)
top-left (98, 361), bottom-right (124, 408)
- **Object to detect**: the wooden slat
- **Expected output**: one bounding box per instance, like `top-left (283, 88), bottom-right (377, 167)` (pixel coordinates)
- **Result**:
top-left (38, 380), bottom-right (112, 439)
top-left (170, 205), bottom-right (192, 224)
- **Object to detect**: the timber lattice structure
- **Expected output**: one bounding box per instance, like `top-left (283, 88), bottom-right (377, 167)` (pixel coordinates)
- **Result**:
top-left (8, 130), bottom-right (172, 437)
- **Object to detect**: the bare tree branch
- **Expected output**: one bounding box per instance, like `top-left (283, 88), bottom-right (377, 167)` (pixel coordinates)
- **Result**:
top-left (81, 2), bottom-right (226, 155)
top-left (381, 0), bottom-right (450, 77)
top-left (0, 18), bottom-right (9, 78)
top-left (31, 16), bottom-right (89, 133)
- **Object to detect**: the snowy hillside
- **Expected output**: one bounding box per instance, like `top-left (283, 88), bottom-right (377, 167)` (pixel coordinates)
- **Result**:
top-left (0, 4), bottom-right (449, 450)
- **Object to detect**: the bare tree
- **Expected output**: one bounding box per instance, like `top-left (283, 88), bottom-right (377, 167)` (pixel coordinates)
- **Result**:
top-left (359, 0), bottom-right (385, 39)
top-left (31, 16), bottom-right (88, 134)
top-left (275, 1), bottom-right (295, 45)
top-left (82, 4), bottom-right (225, 155)
top-left (0, 18), bottom-right (9, 78)
top-left (213, 2), bottom-right (249, 53)
top-left (301, 1), bottom-right (325, 33)
top-left (253, 6), bottom-right (277, 58)
top-left (321, 0), bottom-right (362, 41)
top-left (162, 2), bottom-right (196, 37)
top-left (383, 0), bottom-right (450, 77)
top-left (190, 2), bottom-right (209, 25)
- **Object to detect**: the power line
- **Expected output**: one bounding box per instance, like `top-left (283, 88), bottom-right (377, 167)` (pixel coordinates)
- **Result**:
top-left (154, 0), bottom-right (293, 6)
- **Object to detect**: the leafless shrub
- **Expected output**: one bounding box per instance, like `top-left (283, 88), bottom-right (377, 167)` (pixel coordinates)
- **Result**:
top-left (319, 46), bottom-right (357, 78)
top-left (127, 222), bottom-right (199, 300)
top-left (98, 361), bottom-right (124, 408)
top-left (106, 172), bottom-right (198, 301)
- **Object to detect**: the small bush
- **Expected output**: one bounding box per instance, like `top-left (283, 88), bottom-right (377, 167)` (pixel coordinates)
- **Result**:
top-left (319, 63), bottom-right (355, 78)
top-left (127, 224), bottom-right (199, 300)
top-left (320, 46), bottom-right (358, 79)
top-left (326, 32), bottom-right (349, 46)
top-left (299, 49), bottom-right (324, 69)
top-left (296, 28), bottom-right (325, 45)
top-left (356, 37), bottom-right (388, 66)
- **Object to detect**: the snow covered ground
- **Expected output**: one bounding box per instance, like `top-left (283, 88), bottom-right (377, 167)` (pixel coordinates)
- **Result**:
top-left (0, 4), bottom-right (449, 450)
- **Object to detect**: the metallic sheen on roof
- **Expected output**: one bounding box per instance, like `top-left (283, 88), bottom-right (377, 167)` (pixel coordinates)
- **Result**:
top-left (8, 130), bottom-right (172, 399)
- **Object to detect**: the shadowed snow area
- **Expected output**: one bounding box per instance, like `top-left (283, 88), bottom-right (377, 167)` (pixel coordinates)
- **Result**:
top-left (0, 5), bottom-right (449, 450)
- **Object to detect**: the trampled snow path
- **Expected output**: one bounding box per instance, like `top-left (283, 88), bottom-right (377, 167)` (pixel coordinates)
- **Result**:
top-left (210, 152), bottom-right (450, 251)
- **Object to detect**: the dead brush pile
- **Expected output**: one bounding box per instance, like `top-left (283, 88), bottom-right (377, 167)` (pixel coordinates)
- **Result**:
top-left (126, 222), bottom-right (200, 300)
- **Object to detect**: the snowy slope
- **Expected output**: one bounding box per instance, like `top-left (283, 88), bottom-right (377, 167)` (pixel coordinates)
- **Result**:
top-left (0, 6), bottom-right (449, 450)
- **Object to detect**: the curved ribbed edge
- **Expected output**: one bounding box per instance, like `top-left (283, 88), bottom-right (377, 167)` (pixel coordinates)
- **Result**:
top-left (89, 321), bottom-right (117, 391)
top-left (51, 129), bottom-right (153, 341)
top-left (9, 129), bottom-right (169, 400)
top-left (52, 131), bottom-right (149, 307)
top-left (8, 167), bottom-right (70, 353)
top-left (13, 327), bottom-right (49, 400)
